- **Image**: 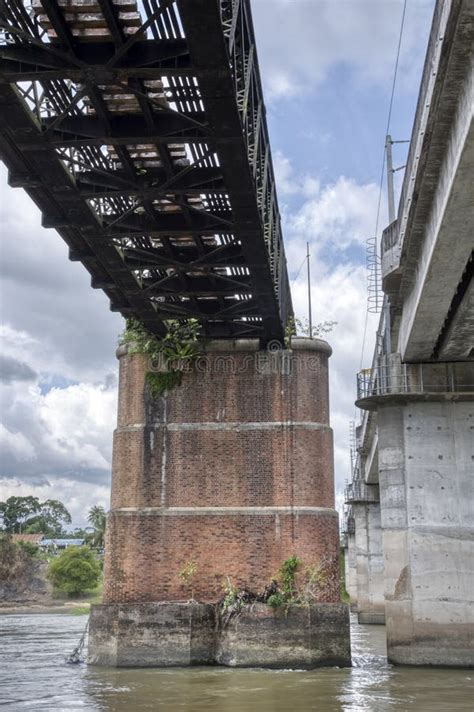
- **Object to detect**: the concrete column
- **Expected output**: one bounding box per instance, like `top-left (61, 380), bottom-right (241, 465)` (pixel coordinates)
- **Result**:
top-left (345, 532), bottom-right (358, 610)
top-left (378, 399), bottom-right (474, 666)
top-left (89, 338), bottom-right (350, 666)
top-left (353, 502), bottom-right (385, 624)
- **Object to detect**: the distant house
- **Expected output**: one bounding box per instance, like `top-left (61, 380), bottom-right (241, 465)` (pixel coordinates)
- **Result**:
top-left (40, 538), bottom-right (85, 550)
top-left (11, 533), bottom-right (44, 546)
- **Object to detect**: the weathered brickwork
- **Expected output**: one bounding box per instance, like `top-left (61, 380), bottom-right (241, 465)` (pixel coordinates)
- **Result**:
top-left (104, 338), bottom-right (341, 604)
top-left (104, 511), bottom-right (340, 603)
top-left (112, 428), bottom-right (334, 509)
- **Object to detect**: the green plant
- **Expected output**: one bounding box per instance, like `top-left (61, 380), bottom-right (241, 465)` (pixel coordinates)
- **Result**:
top-left (121, 317), bottom-right (202, 395)
top-left (295, 317), bottom-right (337, 338)
top-left (221, 577), bottom-right (238, 612)
top-left (284, 317), bottom-right (337, 347)
top-left (284, 316), bottom-right (297, 348)
top-left (47, 546), bottom-right (101, 596)
top-left (87, 505), bottom-right (106, 549)
top-left (71, 605), bottom-right (91, 616)
top-left (146, 370), bottom-right (183, 397)
top-left (178, 560), bottom-right (198, 601)
top-left (279, 554), bottom-right (301, 600)
top-left (267, 592), bottom-right (286, 609)
top-left (17, 541), bottom-right (39, 557)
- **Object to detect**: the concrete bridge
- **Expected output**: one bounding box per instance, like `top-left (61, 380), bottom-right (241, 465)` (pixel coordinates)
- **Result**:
top-left (344, 0), bottom-right (474, 668)
top-left (0, 1), bottom-right (349, 667)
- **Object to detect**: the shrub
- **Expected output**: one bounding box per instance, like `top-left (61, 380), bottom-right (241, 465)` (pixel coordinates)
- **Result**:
top-left (47, 546), bottom-right (101, 595)
top-left (221, 577), bottom-right (238, 612)
top-left (279, 555), bottom-right (301, 599)
top-left (178, 560), bottom-right (198, 601)
top-left (267, 592), bottom-right (286, 609)
top-left (18, 541), bottom-right (39, 557)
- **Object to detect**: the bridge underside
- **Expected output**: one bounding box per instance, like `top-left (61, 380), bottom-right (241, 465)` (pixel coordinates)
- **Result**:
top-left (0, 0), bottom-right (292, 342)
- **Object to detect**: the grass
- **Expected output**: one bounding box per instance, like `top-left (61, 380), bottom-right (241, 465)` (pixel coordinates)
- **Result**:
top-left (71, 606), bottom-right (91, 616)
top-left (51, 578), bottom-right (103, 608)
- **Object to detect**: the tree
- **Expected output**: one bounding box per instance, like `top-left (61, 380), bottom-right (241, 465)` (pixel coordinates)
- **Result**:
top-left (0, 496), bottom-right (72, 536)
top-left (24, 499), bottom-right (72, 537)
top-left (47, 546), bottom-right (101, 595)
top-left (87, 505), bottom-right (107, 549)
top-left (0, 496), bottom-right (42, 533)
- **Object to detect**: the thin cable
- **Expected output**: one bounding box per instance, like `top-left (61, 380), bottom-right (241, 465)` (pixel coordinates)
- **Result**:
top-left (291, 254), bottom-right (308, 286)
top-left (359, 310), bottom-right (369, 372)
top-left (360, 0), bottom-right (407, 370)
top-left (374, 0), bottom-right (408, 243)
top-left (355, 0), bottom-right (407, 427)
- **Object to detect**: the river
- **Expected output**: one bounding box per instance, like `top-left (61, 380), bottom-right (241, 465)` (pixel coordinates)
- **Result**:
top-left (0, 614), bottom-right (472, 711)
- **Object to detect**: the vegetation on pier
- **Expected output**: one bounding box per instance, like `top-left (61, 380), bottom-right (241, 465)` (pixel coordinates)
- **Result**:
top-left (121, 317), bottom-right (202, 396)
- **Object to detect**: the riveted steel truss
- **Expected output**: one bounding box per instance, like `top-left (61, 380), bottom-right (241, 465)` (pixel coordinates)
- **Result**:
top-left (0, 0), bottom-right (292, 341)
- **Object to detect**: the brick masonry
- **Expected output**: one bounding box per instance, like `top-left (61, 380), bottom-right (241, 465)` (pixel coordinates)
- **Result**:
top-left (103, 338), bottom-right (341, 604)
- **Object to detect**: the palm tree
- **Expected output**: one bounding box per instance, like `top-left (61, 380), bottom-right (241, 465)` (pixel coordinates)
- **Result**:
top-left (87, 505), bottom-right (107, 550)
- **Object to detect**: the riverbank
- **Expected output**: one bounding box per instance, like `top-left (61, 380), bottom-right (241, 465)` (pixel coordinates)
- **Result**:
top-left (0, 601), bottom-right (92, 615)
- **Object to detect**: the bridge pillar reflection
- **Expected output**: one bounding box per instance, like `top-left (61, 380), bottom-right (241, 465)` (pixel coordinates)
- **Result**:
top-left (89, 337), bottom-right (350, 667)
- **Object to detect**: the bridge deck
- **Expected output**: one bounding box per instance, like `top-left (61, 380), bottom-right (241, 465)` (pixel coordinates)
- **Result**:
top-left (0, 0), bottom-right (292, 341)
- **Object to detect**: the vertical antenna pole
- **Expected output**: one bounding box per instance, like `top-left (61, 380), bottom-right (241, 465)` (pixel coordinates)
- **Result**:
top-left (306, 241), bottom-right (312, 338)
top-left (386, 134), bottom-right (395, 223)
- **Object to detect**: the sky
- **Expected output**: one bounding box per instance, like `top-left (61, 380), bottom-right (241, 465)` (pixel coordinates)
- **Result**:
top-left (0, 0), bottom-right (435, 526)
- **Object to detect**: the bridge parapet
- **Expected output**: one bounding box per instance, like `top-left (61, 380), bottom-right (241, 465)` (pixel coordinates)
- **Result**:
top-left (356, 354), bottom-right (474, 408)
top-left (344, 482), bottom-right (380, 505)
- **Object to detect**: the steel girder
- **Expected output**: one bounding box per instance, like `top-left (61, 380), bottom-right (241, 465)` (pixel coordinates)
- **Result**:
top-left (0, 0), bottom-right (292, 341)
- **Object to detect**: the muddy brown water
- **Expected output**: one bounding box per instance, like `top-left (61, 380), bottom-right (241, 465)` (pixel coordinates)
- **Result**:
top-left (0, 614), bottom-right (472, 711)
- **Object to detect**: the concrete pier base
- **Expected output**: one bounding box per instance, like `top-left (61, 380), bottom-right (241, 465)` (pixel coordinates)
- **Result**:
top-left (353, 502), bottom-right (385, 624)
top-left (88, 602), bottom-right (351, 668)
top-left (216, 603), bottom-right (351, 668)
top-left (378, 399), bottom-right (474, 667)
top-left (88, 603), bottom-right (215, 667)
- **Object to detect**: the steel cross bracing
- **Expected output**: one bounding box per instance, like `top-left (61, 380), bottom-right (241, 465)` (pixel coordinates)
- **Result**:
top-left (0, 0), bottom-right (292, 341)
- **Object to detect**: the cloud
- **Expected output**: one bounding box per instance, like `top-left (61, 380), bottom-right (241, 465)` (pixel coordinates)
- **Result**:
top-left (274, 150), bottom-right (320, 197)
top-left (0, 162), bottom-right (120, 513)
top-left (252, 0), bottom-right (435, 101)
top-left (0, 424), bottom-right (36, 463)
top-left (289, 176), bottom-right (381, 252)
top-left (279, 154), bottom-right (381, 493)
top-left (0, 357), bottom-right (117, 488)
top-left (0, 478), bottom-right (110, 527)
top-left (0, 164), bottom-right (122, 383)
top-left (0, 354), bottom-right (37, 384)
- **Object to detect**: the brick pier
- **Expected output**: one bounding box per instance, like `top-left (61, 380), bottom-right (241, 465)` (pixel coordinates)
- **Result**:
top-left (89, 338), bottom-right (350, 667)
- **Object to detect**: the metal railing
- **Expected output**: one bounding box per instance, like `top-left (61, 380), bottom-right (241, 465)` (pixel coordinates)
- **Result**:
top-left (381, 219), bottom-right (399, 253)
top-left (344, 482), bottom-right (379, 504)
top-left (341, 516), bottom-right (355, 536)
top-left (357, 359), bottom-right (474, 401)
